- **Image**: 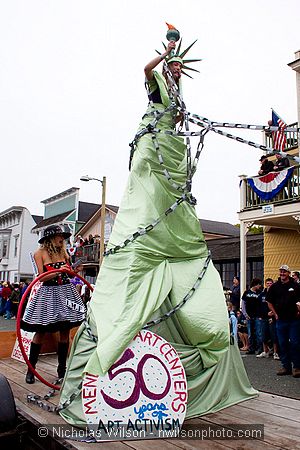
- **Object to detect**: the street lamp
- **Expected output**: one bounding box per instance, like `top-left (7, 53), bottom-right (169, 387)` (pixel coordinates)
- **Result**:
top-left (80, 175), bottom-right (107, 266)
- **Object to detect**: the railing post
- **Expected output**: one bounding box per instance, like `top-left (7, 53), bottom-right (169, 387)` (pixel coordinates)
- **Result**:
top-left (240, 221), bottom-right (253, 297)
top-left (240, 220), bottom-right (246, 298)
top-left (239, 175), bottom-right (247, 211)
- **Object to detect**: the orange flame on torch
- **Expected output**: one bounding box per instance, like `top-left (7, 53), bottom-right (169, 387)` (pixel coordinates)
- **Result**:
top-left (166, 22), bottom-right (177, 30)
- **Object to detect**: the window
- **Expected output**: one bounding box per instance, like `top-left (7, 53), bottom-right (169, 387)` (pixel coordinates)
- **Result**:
top-left (214, 263), bottom-right (221, 277)
top-left (212, 261), bottom-right (240, 290)
top-left (0, 233), bottom-right (11, 258)
top-left (2, 240), bottom-right (8, 258)
top-left (251, 260), bottom-right (264, 280)
top-left (14, 235), bottom-right (19, 257)
top-left (222, 263), bottom-right (236, 290)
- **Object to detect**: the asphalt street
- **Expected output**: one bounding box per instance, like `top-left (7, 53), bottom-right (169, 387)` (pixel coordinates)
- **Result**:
top-left (1, 316), bottom-right (299, 399)
top-left (241, 352), bottom-right (300, 400)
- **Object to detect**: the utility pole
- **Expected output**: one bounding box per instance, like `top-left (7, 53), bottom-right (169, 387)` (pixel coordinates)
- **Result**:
top-left (100, 176), bottom-right (106, 266)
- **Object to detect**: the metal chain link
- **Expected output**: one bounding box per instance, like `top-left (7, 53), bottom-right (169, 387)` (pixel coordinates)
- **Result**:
top-left (187, 112), bottom-right (300, 133)
top-left (104, 194), bottom-right (188, 257)
top-left (83, 319), bottom-right (98, 343)
top-left (27, 380), bottom-right (83, 414)
top-left (143, 252), bottom-right (211, 329)
top-left (182, 113), bottom-right (300, 163)
top-left (145, 125), bottom-right (300, 165)
top-left (128, 93), bottom-right (177, 170)
top-left (150, 132), bottom-right (187, 191)
top-left (26, 319), bottom-right (97, 413)
top-left (27, 378), bottom-right (63, 413)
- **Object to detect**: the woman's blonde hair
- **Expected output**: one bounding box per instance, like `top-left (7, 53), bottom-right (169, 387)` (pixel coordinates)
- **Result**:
top-left (41, 237), bottom-right (67, 259)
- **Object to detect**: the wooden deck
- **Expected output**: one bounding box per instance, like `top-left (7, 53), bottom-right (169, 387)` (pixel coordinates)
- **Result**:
top-left (1, 355), bottom-right (300, 449)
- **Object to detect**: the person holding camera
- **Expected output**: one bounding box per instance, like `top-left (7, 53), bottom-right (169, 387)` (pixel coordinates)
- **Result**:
top-left (258, 155), bottom-right (274, 175)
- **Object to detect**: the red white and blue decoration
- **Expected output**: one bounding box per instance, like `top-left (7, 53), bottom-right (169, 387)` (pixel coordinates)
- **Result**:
top-left (271, 109), bottom-right (287, 151)
top-left (247, 167), bottom-right (294, 201)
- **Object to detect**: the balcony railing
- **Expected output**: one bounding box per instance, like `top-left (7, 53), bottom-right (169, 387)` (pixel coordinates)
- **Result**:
top-left (74, 243), bottom-right (100, 264)
top-left (242, 165), bottom-right (300, 210)
top-left (265, 122), bottom-right (298, 151)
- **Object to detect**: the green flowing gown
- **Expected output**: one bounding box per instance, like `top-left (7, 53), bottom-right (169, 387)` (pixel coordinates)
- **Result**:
top-left (59, 71), bottom-right (257, 427)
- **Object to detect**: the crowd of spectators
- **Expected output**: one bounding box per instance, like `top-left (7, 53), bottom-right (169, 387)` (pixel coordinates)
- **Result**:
top-left (67, 234), bottom-right (101, 264)
top-left (73, 234), bottom-right (100, 248)
top-left (0, 280), bottom-right (29, 320)
top-left (0, 276), bottom-right (94, 321)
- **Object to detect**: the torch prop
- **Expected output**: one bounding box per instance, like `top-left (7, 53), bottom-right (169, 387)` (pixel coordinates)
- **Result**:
top-left (166, 22), bottom-right (180, 57)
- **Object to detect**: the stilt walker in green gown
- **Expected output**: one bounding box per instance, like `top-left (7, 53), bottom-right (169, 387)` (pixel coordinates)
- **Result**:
top-left (59, 24), bottom-right (257, 429)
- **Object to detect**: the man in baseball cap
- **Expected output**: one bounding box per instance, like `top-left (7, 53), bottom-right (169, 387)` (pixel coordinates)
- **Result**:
top-left (279, 265), bottom-right (290, 272)
top-left (266, 264), bottom-right (300, 377)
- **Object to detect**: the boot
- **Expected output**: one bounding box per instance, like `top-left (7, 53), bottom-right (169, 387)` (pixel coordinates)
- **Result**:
top-left (292, 368), bottom-right (300, 378)
top-left (276, 367), bottom-right (292, 376)
top-left (25, 342), bottom-right (41, 384)
top-left (57, 342), bottom-right (69, 379)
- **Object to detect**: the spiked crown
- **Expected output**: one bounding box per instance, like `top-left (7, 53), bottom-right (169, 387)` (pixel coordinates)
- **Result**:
top-left (156, 23), bottom-right (202, 78)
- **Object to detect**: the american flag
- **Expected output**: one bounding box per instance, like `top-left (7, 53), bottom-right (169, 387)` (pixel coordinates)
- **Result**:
top-left (271, 109), bottom-right (287, 151)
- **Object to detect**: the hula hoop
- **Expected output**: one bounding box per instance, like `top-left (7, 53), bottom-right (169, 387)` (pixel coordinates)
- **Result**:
top-left (16, 268), bottom-right (94, 390)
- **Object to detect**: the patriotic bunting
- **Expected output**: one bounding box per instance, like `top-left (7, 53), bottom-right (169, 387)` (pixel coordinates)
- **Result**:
top-left (247, 167), bottom-right (294, 200)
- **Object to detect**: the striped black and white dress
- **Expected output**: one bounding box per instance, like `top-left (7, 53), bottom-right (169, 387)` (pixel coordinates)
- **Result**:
top-left (21, 261), bottom-right (86, 333)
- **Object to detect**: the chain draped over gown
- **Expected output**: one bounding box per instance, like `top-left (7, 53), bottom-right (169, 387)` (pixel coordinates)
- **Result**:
top-left (59, 71), bottom-right (257, 427)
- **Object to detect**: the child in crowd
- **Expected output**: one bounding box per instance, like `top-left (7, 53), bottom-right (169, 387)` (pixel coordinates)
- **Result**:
top-left (236, 310), bottom-right (249, 351)
top-left (227, 301), bottom-right (238, 344)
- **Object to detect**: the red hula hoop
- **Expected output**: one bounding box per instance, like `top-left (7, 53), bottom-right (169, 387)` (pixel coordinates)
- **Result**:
top-left (16, 269), bottom-right (94, 390)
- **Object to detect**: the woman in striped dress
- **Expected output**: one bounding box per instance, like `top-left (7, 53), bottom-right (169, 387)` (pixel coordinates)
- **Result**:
top-left (21, 225), bottom-right (86, 384)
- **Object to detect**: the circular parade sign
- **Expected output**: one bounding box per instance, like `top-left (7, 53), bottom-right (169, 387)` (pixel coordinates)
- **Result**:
top-left (82, 330), bottom-right (187, 440)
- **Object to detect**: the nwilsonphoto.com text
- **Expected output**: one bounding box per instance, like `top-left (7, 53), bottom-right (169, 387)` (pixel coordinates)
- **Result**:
top-left (39, 423), bottom-right (264, 441)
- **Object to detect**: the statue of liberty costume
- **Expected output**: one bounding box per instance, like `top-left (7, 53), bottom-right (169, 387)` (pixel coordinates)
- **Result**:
top-left (59, 31), bottom-right (257, 427)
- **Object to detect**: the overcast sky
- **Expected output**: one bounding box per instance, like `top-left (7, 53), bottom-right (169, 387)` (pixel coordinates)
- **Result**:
top-left (1, 0), bottom-right (299, 224)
